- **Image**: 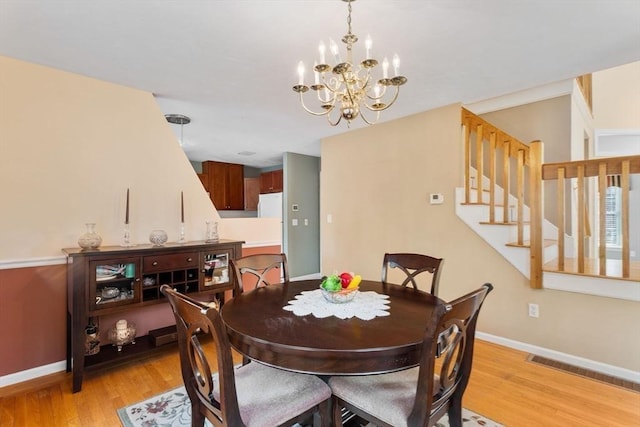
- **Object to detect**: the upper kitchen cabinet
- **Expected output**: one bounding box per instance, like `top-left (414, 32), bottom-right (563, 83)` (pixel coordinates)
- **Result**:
top-left (260, 169), bottom-right (283, 194)
top-left (197, 173), bottom-right (209, 193)
top-left (203, 161), bottom-right (245, 210)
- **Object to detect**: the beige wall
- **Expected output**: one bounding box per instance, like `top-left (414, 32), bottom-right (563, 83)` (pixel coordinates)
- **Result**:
top-left (0, 56), bottom-right (220, 259)
top-left (593, 61), bottom-right (640, 129)
top-left (480, 97), bottom-right (573, 228)
top-left (0, 56), bottom-right (276, 381)
top-left (320, 104), bottom-right (640, 371)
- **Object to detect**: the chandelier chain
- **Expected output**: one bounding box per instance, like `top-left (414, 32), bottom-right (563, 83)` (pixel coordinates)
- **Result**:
top-left (347, 1), bottom-right (352, 36)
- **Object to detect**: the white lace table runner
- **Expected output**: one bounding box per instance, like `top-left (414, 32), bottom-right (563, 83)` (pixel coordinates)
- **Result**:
top-left (283, 289), bottom-right (390, 320)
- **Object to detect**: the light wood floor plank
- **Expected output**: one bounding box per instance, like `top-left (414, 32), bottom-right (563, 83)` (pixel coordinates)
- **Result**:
top-left (0, 340), bottom-right (638, 426)
top-left (463, 341), bottom-right (640, 426)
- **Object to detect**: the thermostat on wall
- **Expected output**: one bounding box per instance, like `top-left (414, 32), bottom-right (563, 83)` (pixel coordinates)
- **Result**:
top-left (430, 193), bottom-right (444, 205)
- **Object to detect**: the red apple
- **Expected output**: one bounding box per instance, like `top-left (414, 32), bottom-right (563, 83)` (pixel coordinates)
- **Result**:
top-left (339, 272), bottom-right (353, 288)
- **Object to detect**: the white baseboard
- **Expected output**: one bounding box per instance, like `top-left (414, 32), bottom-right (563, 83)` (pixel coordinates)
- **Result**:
top-left (0, 255), bottom-right (67, 270)
top-left (0, 360), bottom-right (67, 388)
top-left (477, 331), bottom-right (640, 383)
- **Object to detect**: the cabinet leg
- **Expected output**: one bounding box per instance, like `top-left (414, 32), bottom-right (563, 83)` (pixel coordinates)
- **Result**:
top-left (66, 311), bottom-right (72, 373)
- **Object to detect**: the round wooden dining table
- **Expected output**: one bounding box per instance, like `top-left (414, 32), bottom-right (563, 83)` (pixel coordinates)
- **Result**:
top-left (221, 279), bottom-right (444, 375)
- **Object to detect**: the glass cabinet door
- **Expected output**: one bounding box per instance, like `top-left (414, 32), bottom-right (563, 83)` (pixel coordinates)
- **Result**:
top-left (89, 258), bottom-right (141, 313)
top-left (202, 251), bottom-right (231, 290)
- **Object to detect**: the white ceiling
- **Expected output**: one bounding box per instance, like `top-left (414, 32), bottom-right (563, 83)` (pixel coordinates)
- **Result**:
top-left (1, 0), bottom-right (639, 168)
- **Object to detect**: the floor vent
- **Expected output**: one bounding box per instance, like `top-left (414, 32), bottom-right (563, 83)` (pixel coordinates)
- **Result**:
top-left (527, 354), bottom-right (640, 392)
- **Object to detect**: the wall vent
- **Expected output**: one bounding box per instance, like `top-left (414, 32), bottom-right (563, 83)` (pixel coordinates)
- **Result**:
top-left (527, 354), bottom-right (640, 392)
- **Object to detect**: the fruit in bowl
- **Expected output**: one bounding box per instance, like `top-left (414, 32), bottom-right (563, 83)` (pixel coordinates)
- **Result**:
top-left (320, 272), bottom-right (362, 303)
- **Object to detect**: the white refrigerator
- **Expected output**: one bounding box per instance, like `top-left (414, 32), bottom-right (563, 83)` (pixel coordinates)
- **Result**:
top-left (258, 192), bottom-right (283, 218)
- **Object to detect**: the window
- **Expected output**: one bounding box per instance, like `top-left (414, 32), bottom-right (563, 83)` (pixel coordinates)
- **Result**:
top-left (604, 186), bottom-right (622, 247)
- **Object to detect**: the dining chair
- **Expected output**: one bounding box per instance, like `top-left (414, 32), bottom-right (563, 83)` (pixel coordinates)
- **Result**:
top-left (160, 285), bottom-right (331, 427)
top-left (381, 252), bottom-right (444, 295)
top-left (328, 283), bottom-right (493, 427)
top-left (231, 253), bottom-right (289, 294)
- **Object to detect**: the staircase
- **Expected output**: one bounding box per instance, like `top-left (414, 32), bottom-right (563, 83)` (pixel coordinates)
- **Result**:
top-left (457, 108), bottom-right (640, 301)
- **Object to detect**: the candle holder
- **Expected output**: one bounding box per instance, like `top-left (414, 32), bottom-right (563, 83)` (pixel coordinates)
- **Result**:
top-left (108, 319), bottom-right (136, 352)
top-left (121, 223), bottom-right (135, 247)
top-left (205, 221), bottom-right (219, 243)
top-left (178, 222), bottom-right (186, 244)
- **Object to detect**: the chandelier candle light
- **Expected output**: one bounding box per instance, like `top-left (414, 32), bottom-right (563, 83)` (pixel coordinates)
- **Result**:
top-left (293, 0), bottom-right (407, 126)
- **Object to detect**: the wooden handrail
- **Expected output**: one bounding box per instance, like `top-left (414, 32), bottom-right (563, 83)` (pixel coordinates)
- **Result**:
top-left (462, 107), bottom-right (638, 286)
top-left (540, 156), bottom-right (639, 278)
top-left (461, 109), bottom-right (531, 237)
top-left (528, 142), bottom-right (544, 288)
top-left (542, 156), bottom-right (640, 179)
top-left (576, 74), bottom-right (592, 111)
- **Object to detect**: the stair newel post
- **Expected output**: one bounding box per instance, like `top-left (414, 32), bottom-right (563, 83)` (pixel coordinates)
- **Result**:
top-left (529, 140), bottom-right (544, 289)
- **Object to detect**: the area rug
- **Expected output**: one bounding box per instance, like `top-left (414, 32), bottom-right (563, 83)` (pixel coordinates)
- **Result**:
top-left (117, 384), bottom-right (503, 427)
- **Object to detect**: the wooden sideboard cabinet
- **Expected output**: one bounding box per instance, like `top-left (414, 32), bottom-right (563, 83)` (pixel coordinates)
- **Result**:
top-left (62, 239), bottom-right (243, 392)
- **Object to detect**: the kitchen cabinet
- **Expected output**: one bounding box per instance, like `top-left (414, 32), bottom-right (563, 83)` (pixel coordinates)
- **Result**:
top-left (260, 169), bottom-right (283, 194)
top-left (203, 161), bottom-right (245, 210)
top-left (62, 239), bottom-right (243, 392)
top-left (244, 177), bottom-right (260, 210)
top-left (197, 173), bottom-right (209, 194)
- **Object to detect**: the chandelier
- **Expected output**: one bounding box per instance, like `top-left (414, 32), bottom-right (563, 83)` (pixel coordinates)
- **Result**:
top-left (292, 0), bottom-right (407, 127)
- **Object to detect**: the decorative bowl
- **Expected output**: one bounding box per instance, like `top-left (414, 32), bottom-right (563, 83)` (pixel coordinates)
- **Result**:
top-left (142, 277), bottom-right (156, 286)
top-left (320, 286), bottom-right (359, 304)
top-left (101, 287), bottom-right (120, 299)
top-left (149, 229), bottom-right (168, 246)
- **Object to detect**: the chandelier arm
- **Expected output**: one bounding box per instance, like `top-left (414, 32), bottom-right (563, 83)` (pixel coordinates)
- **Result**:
top-left (359, 108), bottom-right (380, 125)
top-left (315, 90), bottom-right (336, 104)
top-left (364, 81), bottom-right (388, 100)
top-left (341, 72), bottom-right (357, 106)
top-left (320, 75), bottom-right (341, 93)
top-left (353, 68), bottom-right (371, 91)
top-left (326, 111), bottom-right (342, 126)
top-left (363, 85), bottom-right (401, 112)
top-left (298, 93), bottom-right (335, 116)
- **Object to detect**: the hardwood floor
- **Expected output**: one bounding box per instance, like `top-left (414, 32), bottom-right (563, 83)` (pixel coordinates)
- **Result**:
top-left (0, 340), bottom-right (638, 426)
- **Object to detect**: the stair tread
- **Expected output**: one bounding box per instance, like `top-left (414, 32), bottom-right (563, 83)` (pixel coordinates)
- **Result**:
top-left (460, 202), bottom-right (510, 207)
top-left (479, 221), bottom-right (530, 225)
top-left (544, 257), bottom-right (640, 282)
top-left (506, 239), bottom-right (557, 248)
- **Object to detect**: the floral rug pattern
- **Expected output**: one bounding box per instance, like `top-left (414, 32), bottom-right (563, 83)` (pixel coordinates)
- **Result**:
top-left (118, 384), bottom-right (503, 427)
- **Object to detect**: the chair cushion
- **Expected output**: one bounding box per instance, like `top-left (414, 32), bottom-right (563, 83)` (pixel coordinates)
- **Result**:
top-left (214, 362), bottom-right (331, 427)
top-left (329, 367), bottom-right (439, 427)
